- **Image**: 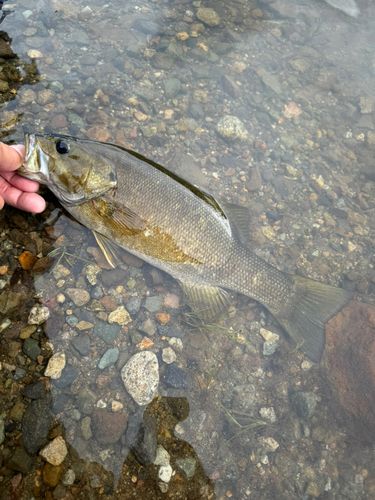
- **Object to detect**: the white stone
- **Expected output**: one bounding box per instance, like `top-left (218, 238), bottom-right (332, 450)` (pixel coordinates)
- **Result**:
top-left (56, 293), bottom-right (65, 303)
top-left (154, 445), bottom-right (170, 467)
top-left (44, 352), bottom-right (66, 379)
top-left (258, 436), bottom-right (279, 453)
top-left (63, 469), bottom-right (76, 486)
top-left (40, 436), bottom-right (68, 465)
top-left (259, 328), bottom-right (279, 342)
top-left (162, 347), bottom-right (176, 364)
top-left (168, 337), bottom-right (183, 351)
top-left (259, 407), bottom-right (277, 423)
top-left (158, 464), bottom-right (173, 483)
top-left (28, 304), bottom-right (50, 325)
top-left (112, 401), bottom-right (123, 412)
top-left (121, 351), bottom-right (159, 405)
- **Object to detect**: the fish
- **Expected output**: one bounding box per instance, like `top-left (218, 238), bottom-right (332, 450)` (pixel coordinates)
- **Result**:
top-left (18, 133), bottom-right (352, 363)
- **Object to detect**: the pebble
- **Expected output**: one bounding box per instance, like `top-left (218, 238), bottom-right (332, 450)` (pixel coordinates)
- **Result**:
top-left (93, 323), bottom-right (120, 344)
top-left (44, 352), bottom-right (66, 379)
top-left (51, 114), bottom-right (68, 129)
top-left (6, 447), bottom-right (33, 474)
top-left (53, 365), bottom-right (79, 389)
top-left (108, 306), bottom-right (132, 325)
top-left (37, 89), bottom-right (56, 106)
top-left (43, 463), bottom-right (64, 488)
top-left (259, 407), bottom-right (277, 423)
top-left (40, 436), bottom-right (67, 466)
top-left (144, 296), bottom-right (164, 313)
top-left (86, 125), bottom-right (110, 142)
top-left (92, 409), bottom-right (127, 444)
top-left (263, 341), bottom-right (278, 355)
top-left (163, 78), bottom-right (181, 99)
top-left (28, 304), bottom-right (50, 325)
top-left (0, 291), bottom-right (27, 315)
top-left (216, 115), bottom-right (248, 141)
top-left (176, 457), bottom-right (196, 479)
top-left (159, 464), bottom-right (173, 483)
top-left (291, 392), bottom-right (317, 419)
top-left (63, 469), bottom-right (75, 486)
top-left (139, 318), bottom-right (157, 336)
top-left (98, 348), bottom-right (119, 370)
top-left (76, 320), bottom-right (94, 330)
top-left (71, 334), bottom-right (91, 356)
top-left (66, 288), bottom-right (90, 307)
top-left (112, 401), bottom-right (123, 412)
top-left (258, 436), bottom-right (279, 453)
top-left (126, 296), bottom-right (141, 315)
top-left (22, 398), bottom-right (53, 453)
top-left (52, 265), bottom-right (70, 280)
top-left (162, 364), bottom-right (191, 389)
top-left (81, 417), bottom-right (92, 440)
top-left (9, 401), bottom-right (25, 422)
top-left (121, 351), bottom-right (159, 405)
top-left (162, 347), bottom-right (176, 364)
top-left (196, 7), bottom-right (220, 26)
top-left (23, 338), bottom-right (41, 361)
top-left (19, 88), bottom-right (36, 105)
top-left (21, 381), bottom-right (47, 400)
top-left (0, 318), bottom-right (11, 333)
top-left (306, 482), bottom-right (320, 498)
top-left (154, 445), bottom-right (170, 467)
top-left (168, 337), bottom-right (183, 350)
top-left (259, 328), bottom-right (279, 342)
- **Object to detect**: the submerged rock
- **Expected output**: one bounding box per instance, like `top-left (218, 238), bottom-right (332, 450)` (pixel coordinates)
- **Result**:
top-left (121, 351), bottom-right (159, 405)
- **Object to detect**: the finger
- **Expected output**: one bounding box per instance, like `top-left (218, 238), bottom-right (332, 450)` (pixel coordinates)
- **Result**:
top-left (0, 143), bottom-right (25, 172)
top-left (0, 178), bottom-right (45, 213)
top-left (1, 170), bottom-right (40, 192)
top-left (0, 195), bottom-right (4, 210)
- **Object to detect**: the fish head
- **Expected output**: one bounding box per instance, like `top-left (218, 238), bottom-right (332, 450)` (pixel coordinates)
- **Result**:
top-left (18, 133), bottom-right (117, 206)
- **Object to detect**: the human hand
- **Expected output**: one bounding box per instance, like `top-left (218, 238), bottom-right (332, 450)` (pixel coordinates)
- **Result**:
top-left (0, 143), bottom-right (45, 213)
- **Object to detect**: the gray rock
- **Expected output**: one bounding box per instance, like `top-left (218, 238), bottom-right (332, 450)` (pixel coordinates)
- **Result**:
top-left (263, 341), bottom-right (278, 355)
top-left (139, 318), bottom-right (157, 336)
top-left (53, 365), bottom-right (79, 389)
top-left (189, 103), bottom-right (204, 119)
top-left (222, 75), bottom-right (240, 98)
top-left (23, 338), bottom-right (41, 361)
top-left (232, 384), bottom-right (256, 413)
top-left (130, 413), bottom-right (157, 465)
top-left (196, 7), bottom-right (220, 26)
top-left (121, 351), bottom-right (159, 405)
top-left (91, 286), bottom-right (104, 299)
top-left (257, 67), bottom-right (282, 94)
top-left (152, 53), bottom-right (174, 70)
top-left (66, 288), bottom-right (90, 307)
top-left (132, 19), bottom-right (161, 35)
top-left (291, 392), bottom-right (317, 419)
top-left (66, 315), bottom-right (78, 327)
top-left (71, 334), bottom-right (91, 356)
top-left (101, 268), bottom-right (128, 287)
top-left (143, 296), bottom-right (164, 313)
top-left (176, 457), bottom-right (196, 478)
top-left (69, 112), bottom-right (85, 130)
top-left (21, 381), bottom-right (48, 400)
top-left (65, 29), bottom-right (90, 45)
top-left (22, 396), bottom-right (53, 453)
top-left (14, 368), bottom-right (26, 380)
top-left (163, 78), bottom-right (181, 99)
top-left (76, 388), bottom-right (97, 415)
top-left (162, 365), bottom-right (191, 389)
top-left (93, 323), bottom-right (120, 344)
top-left (92, 409), bottom-right (127, 444)
top-left (6, 447), bottom-right (34, 473)
top-left (216, 115), bottom-right (248, 141)
top-left (81, 416), bottom-right (92, 440)
top-left (98, 348), bottom-right (119, 370)
top-left (126, 297), bottom-right (142, 315)
top-left (0, 291), bottom-right (27, 315)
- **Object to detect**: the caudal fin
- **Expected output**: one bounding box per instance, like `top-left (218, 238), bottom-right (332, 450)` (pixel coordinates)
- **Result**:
top-left (274, 276), bottom-right (352, 363)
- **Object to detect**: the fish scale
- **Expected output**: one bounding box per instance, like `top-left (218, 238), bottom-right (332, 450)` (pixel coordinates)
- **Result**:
top-left (18, 133), bottom-right (352, 362)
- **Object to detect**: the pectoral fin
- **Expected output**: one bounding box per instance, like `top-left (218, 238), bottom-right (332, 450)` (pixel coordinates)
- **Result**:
top-left (180, 281), bottom-right (230, 322)
top-left (220, 202), bottom-right (251, 244)
top-left (93, 231), bottom-right (124, 268)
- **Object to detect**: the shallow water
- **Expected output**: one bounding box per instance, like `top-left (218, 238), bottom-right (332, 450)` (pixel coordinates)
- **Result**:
top-left (1, 0), bottom-right (375, 498)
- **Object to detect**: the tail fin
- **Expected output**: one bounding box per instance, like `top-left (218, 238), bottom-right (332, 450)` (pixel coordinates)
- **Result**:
top-left (274, 276), bottom-right (352, 363)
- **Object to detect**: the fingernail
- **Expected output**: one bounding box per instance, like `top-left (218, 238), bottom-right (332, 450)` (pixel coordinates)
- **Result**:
top-left (10, 144), bottom-right (25, 160)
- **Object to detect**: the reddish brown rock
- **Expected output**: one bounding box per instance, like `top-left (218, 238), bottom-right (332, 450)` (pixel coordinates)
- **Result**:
top-left (18, 251), bottom-right (37, 270)
top-left (324, 300), bottom-right (375, 441)
top-left (100, 295), bottom-right (117, 312)
top-left (91, 409), bottom-right (127, 444)
top-left (86, 125), bottom-right (110, 142)
top-left (51, 114), bottom-right (68, 129)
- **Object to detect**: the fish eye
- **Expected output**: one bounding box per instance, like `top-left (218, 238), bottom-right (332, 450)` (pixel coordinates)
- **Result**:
top-left (56, 139), bottom-right (70, 155)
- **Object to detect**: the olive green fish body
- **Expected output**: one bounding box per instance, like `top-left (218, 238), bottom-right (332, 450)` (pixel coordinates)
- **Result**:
top-left (19, 134), bottom-right (352, 362)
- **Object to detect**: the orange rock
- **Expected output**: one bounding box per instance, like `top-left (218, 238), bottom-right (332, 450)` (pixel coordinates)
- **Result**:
top-left (155, 313), bottom-right (170, 325)
top-left (115, 130), bottom-right (128, 148)
top-left (86, 125), bottom-right (110, 142)
top-left (100, 295), bottom-right (117, 312)
top-left (136, 337), bottom-right (154, 350)
top-left (18, 251), bottom-right (37, 270)
top-left (324, 300), bottom-right (375, 441)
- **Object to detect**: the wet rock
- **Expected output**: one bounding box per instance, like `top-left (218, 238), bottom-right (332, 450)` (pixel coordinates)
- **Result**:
top-left (162, 347), bottom-right (176, 364)
top-left (65, 29), bottom-right (90, 45)
top-left (98, 348), bottom-right (119, 369)
top-left (324, 301), bottom-right (375, 442)
top-left (0, 291), bottom-right (27, 315)
top-left (0, 38), bottom-right (15, 58)
top-left (154, 445), bottom-right (170, 466)
top-left (162, 364), bottom-right (191, 389)
top-left (143, 296), bottom-right (164, 313)
top-left (76, 388), bottom-right (97, 415)
top-left (23, 338), bottom-right (41, 361)
top-left (189, 102), bottom-right (204, 119)
top-left (101, 268), bottom-right (127, 286)
top-left (40, 436), bottom-right (68, 466)
top-left (52, 264), bottom-right (70, 280)
top-left (44, 352), bottom-right (66, 379)
top-left (132, 19), bottom-right (161, 35)
top-left (305, 482), bottom-right (320, 498)
top-left (93, 323), bottom-right (120, 344)
top-left (121, 351), bottom-right (159, 405)
top-left (257, 67), bottom-right (282, 94)
top-left (159, 464), bottom-right (173, 483)
top-left (216, 115), bottom-right (248, 141)
top-left (290, 392), bottom-right (317, 419)
top-left (92, 409), bottom-right (127, 444)
top-left (131, 413), bottom-right (157, 465)
top-left (18, 250), bottom-right (37, 270)
top-left (259, 407), bottom-right (277, 423)
top-left (28, 304), bottom-right (50, 325)
top-left (43, 463), bottom-right (64, 488)
top-left (139, 318), bottom-right (157, 336)
top-left (53, 365), bottom-right (79, 389)
top-left (19, 88), bottom-right (36, 105)
top-left (263, 341), bottom-right (278, 355)
top-left (51, 114), bottom-right (68, 129)
top-left (176, 457), bottom-right (196, 478)
top-left (163, 78), bottom-right (181, 99)
top-left (66, 288), bottom-right (90, 307)
top-left (10, 401), bottom-right (25, 422)
top-left (6, 447), bottom-right (33, 473)
top-left (81, 416), bottom-right (92, 440)
top-left (126, 297), bottom-right (141, 315)
top-left (22, 397), bottom-right (53, 453)
top-left (86, 125), bottom-right (110, 141)
top-left (108, 306), bottom-right (132, 325)
top-left (152, 53), bottom-right (174, 70)
top-left (37, 89), bottom-right (56, 106)
top-left (21, 381), bottom-right (48, 400)
top-left (0, 416), bottom-right (4, 445)
top-left (196, 7), bottom-right (220, 26)
top-left (71, 334), bottom-right (91, 356)
top-left (221, 75), bottom-right (240, 98)
top-left (232, 384), bottom-right (256, 413)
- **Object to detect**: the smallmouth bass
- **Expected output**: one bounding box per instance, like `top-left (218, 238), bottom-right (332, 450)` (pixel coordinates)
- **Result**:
top-left (18, 133), bottom-right (352, 362)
